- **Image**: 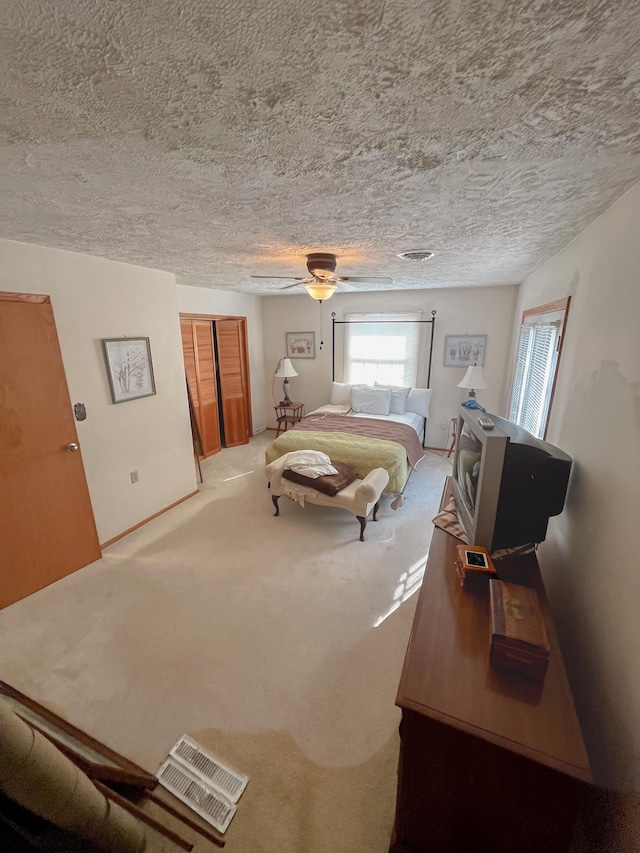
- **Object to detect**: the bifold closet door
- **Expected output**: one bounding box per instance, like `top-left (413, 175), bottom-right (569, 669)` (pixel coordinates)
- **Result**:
top-left (180, 319), bottom-right (221, 458)
top-left (216, 319), bottom-right (250, 447)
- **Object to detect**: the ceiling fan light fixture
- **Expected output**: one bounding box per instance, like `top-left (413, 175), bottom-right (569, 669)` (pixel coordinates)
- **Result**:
top-left (396, 250), bottom-right (435, 261)
top-left (304, 282), bottom-right (338, 302)
top-left (306, 253), bottom-right (337, 278)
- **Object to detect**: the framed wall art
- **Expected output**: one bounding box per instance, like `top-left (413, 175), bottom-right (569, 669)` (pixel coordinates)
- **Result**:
top-left (444, 334), bottom-right (487, 367)
top-left (103, 337), bottom-right (156, 403)
top-left (286, 331), bottom-right (315, 359)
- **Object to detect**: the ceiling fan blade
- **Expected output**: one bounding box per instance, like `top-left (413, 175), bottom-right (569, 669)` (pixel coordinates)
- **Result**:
top-left (279, 282), bottom-right (306, 290)
top-left (250, 275), bottom-right (309, 281)
top-left (337, 276), bottom-right (393, 285)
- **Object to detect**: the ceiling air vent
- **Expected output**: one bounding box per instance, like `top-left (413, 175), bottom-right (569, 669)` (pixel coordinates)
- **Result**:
top-left (396, 250), bottom-right (435, 261)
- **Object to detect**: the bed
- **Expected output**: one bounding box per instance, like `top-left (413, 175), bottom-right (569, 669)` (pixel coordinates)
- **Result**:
top-left (265, 384), bottom-right (432, 497)
top-left (266, 312), bottom-right (436, 502)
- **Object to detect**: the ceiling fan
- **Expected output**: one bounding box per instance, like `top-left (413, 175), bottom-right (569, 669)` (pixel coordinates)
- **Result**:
top-left (251, 253), bottom-right (393, 301)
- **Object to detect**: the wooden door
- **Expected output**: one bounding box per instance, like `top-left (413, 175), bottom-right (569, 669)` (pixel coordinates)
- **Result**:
top-left (0, 296), bottom-right (101, 609)
top-left (180, 319), bottom-right (221, 458)
top-left (216, 319), bottom-right (250, 447)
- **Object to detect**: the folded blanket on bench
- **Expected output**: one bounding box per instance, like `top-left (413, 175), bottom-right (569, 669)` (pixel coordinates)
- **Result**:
top-left (282, 461), bottom-right (359, 496)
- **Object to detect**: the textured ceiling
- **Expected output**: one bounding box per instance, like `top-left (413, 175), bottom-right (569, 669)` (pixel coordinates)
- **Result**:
top-left (1, 0), bottom-right (639, 295)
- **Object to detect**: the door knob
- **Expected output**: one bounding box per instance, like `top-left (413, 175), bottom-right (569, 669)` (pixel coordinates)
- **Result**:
top-left (66, 442), bottom-right (79, 452)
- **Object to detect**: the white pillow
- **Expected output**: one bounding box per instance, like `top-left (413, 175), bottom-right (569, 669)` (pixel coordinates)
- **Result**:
top-left (405, 387), bottom-right (432, 418)
top-left (373, 382), bottom-right (411, 415)
top-left (330, 382), bottom-right (352, 405)
top-left (305, 403), bottom-right (351, 417)
top-left (283, 450), bottom-right (338, 478)
top-left (350, 385), bottom-right (392, 415)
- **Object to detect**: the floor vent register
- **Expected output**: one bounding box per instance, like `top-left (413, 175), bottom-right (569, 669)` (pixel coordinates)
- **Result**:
top-left (157, 734), bottom-right (249, 834)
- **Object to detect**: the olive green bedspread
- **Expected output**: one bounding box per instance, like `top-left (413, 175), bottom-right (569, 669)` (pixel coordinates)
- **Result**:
top-left (265, 429), bottom-right (410, 494)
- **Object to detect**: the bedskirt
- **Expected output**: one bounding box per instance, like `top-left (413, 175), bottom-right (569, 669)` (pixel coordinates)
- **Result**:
top-left (265, 429), bottom-right (411, 494)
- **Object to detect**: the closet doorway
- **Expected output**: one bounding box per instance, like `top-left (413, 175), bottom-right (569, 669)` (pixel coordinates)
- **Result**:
top-left (180, 315), bottom-right (252, 458)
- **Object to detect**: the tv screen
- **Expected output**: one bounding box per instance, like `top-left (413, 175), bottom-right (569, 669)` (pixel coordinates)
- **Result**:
top-left (451, 407), bottom-right (572, 553)
top-left (456, 421), bottom-right (483, 515)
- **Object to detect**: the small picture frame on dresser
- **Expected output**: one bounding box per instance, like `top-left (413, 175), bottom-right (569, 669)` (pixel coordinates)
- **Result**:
top-left (454, 544), bottom-right (496, 587)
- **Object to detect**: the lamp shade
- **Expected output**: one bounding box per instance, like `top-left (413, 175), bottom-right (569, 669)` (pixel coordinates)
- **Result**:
top-left (304, 283), bottom-right (337, 302)
top-left (457, 365), bottom-right (487, 391)
top-left (274, 357), bottom-right (298, 378)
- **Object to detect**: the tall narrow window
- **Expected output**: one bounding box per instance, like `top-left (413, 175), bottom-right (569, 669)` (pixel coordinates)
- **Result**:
top-left (508, 298), bottom-right (570, 439)
top-left (344, 312), bottom-right (422, 386)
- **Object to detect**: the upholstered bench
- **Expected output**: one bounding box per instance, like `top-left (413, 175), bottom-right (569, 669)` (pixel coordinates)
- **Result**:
top-left (265, 453), bottom-right (389, 541)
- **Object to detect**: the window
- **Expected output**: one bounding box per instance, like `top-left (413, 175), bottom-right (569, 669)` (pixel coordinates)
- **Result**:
top-left (508, 298), bottom-right (571, 439)
top-left (344, 312), bottom-right (422, 386)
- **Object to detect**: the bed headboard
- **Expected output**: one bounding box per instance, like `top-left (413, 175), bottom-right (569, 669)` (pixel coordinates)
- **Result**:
top-left (331, 310), bottom-right (437, 387)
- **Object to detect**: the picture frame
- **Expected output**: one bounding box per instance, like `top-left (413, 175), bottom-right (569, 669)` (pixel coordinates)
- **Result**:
top-left (286, 331), bottom-right (315, 359)
top-left (0, 680), bottom-right (157, 788)
top-left (444, 334), bottom-right (487, 367)
top-left (103, 337), bottom-right (156, 403)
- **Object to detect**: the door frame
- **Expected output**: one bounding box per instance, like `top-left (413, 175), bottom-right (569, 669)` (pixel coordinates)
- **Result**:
top-left (0, 292), bottom-right (51, 305)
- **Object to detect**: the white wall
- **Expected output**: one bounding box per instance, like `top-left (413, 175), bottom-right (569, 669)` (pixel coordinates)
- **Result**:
top-left (262, 286), bottom-right (518, 446)
top-left (175, 285), bottom-right (266, 434)
top-left (514, 182), bottom-right (640, 813)
top-left (0, 239), bottom-right (196, 544)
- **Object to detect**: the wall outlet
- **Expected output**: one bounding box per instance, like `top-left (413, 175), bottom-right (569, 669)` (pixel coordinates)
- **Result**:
top-left (130, 471), bottom-right (139, 484)
top-left (440, 420), bottom-right (448, 430)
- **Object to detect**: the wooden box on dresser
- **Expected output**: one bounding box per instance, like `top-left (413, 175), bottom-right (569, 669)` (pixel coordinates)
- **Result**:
top-left (391, 480), bottom-right (593, 853)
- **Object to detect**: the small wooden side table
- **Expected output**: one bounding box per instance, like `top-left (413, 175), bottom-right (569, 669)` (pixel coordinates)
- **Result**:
top-left (275, 402), bottom-right (304, 436)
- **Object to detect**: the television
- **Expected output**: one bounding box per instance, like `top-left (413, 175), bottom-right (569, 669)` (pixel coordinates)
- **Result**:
top-left (450, 406), bottom-right (572, 553)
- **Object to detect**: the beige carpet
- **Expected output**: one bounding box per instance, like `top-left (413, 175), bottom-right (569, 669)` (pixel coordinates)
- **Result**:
top-left (0, 433), bottom-right (451, 852)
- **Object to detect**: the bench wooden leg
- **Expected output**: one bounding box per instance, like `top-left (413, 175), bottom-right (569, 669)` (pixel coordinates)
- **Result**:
top-left (373, 500), bottom-right (380, 522)
top-left (272, 495), bottom-right (280, 516)
top-left (357, 516), bottom-right (366, 541)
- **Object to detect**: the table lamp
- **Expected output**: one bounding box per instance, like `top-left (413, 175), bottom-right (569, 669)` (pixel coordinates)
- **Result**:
top-left (274, 357), bottom-right (298, 405)
top-left (457, 364), bottom-right (487, 399)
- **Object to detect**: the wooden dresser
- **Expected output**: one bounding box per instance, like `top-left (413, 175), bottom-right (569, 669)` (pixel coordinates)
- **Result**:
top-left (392, 481), bottom-right (592, 853)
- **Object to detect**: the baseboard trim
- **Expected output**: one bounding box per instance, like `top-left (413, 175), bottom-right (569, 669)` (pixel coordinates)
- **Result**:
top-left (100, 490), bottom-right (199, 549)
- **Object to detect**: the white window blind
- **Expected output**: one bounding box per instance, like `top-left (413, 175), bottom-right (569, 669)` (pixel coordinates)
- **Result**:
top-left (508, 320), bottom-right (560, 438)
top-left (344, 312), bottom-right (422, 386)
